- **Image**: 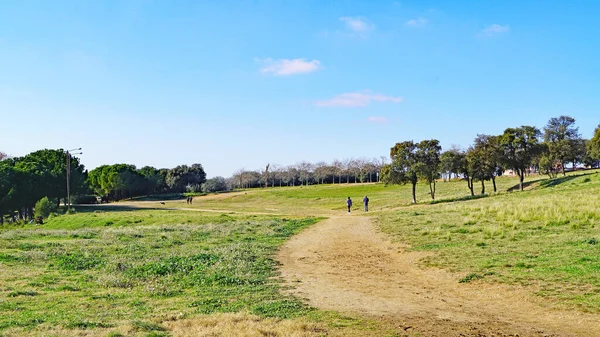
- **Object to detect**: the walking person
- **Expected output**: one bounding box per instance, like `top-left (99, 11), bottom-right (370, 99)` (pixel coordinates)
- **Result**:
top-left (363, 195), bottom-right (369, 212)
top-left (346, 197), bottom-right (352, 214)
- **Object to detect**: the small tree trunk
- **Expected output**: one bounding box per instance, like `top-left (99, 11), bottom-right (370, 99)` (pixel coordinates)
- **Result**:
top-left (562, 162), bottom-right (566, 176)
top-left (411, 182), bottom-right (417, 204)
top-left (519, 171), bottom-right (525, 191)
top-left (481, 179), bottom-right (485, 195)
top-left (429, 180), bottom-right (436, 200)
top-left (467, 177), bottom-right (474, 196)
top-left (492, 176), bottom-right (497, 192)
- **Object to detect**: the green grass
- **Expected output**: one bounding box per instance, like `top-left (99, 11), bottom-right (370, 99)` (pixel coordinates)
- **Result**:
top-left (157, 173), bottom-right (542, 215)
top-left (378, 171), bottom-right (600, 311)
top-left (0, 209), bottom-right (321, 335)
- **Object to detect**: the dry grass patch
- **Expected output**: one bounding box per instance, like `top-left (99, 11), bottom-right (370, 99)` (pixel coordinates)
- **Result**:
top-left (165, 312), bottom-right (327, 337)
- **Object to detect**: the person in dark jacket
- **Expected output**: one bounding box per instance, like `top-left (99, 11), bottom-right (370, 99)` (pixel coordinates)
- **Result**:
top-left (346, 197), bottom-right (352, 214)
top-left (363, 195), bottom-right (369, 212)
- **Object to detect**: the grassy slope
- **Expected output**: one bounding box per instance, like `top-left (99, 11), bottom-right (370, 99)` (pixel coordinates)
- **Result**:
top-left (161, 174), bottom-right (531, 215)
top-left (378, 171), bottom-right (600, 311)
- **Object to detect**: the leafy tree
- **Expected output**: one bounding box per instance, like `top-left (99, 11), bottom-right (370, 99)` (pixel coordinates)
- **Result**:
top-left (16, 149), bottom-right (86, 207)
top-left (500, 126), bottom-right (543, 191)
top-left (415, 140), bottom-right (441, 200)
top-left (466, 146), bottom-right (487, 194)
top-left (543, 116), bottom-right (582, 175)
top-left (0, 163), bottom-right (17, 224)
top-left (139, 166), bottom-right (166, 194)
top-left (467, 135), bottom-right (504, 193)
top-left (388, 141), bottom-right (419, 203)
top-left (589, 124), bottom-right (600, 161)
top-left (202, 177), bottom-right (228, 193)
top-left (440, 147), bottom-right (463, 181)
top-left (166, 164), bottom-right (206, 192)
top-left (455, 150), bottom-right (475, 196)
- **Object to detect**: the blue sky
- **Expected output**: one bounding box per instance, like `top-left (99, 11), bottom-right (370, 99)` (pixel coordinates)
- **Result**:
top-left (1, 1), bottom-right (599, 177)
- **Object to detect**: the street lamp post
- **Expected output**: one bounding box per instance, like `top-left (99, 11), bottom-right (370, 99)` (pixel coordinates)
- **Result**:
top-left (66, 148), bottom-right (82, 210)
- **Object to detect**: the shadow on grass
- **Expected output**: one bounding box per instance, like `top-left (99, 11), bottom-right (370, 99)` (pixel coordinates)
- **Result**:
top-left (72, 205), bottom-right (171, 213)
top-left (428, 194), bottom-right (489, 205)
top-left (507, 171), bottom-right (597, 192)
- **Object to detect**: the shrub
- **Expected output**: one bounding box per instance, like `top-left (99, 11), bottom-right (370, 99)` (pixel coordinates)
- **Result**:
top-left (459, 273), bottom-right (483, 283)
top-left (34, 197), bottom-right (56, 219)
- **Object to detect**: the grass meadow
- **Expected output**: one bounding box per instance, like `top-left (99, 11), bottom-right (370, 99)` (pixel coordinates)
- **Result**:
top-left (378, 171), bottom-right (600, 311)
top-left (1, 210), bottom-right (378, 336)
top-left (1, 169), bottom-right (599, 335)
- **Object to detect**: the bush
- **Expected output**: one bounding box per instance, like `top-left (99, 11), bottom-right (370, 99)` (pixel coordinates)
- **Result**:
top-left (34, 197), bottom-right (56, 219)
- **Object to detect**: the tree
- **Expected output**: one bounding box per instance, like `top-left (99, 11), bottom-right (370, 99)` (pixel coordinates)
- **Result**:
top-left (139, 166), bottom-right (166, 195)
top-left (455, 150), bottom-right (475, 196)
top-left (313, 161), bottom-right (328, 184)
top-left (332, 159), bottom-right (343, 184)
top-left (500, 126), bottom-right (543, 191)
top-left (296, 161), bottom-right (313, 186)
top-left (0, 151), bottom-right (7, 161)
top-left (468, 135), bottom-right (504, 193)
top-left (388, 141), bottom-right (419, 203)
top-left (0, 163), bottom-right (16, 224)
top-left (166, 164), bottom-right (207, 192)
top-left (588, 124), bottom-right (600, 162)
top-left (202, 177), bottom-right (228, 193)
top-left (34, 197), bottom-right (56, 219)
top-left (440, 146), bottom-right (463, 181)
top-left (543, 116), bottom-right (582, 176)
top-left (415, 140), bottom-right (441, 200)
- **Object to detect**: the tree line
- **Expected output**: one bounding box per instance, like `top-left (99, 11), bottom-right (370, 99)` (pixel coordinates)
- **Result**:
top-left (87, 163), bottom-right (206, 200)
top-left (229, 157), bottom-right (387, 189)
top-left (383, 116), bottom-right (600, 203)
top-left (0, 149), bottom-right (87, 223)
top-left (0, 148), bottom-right (208, 223)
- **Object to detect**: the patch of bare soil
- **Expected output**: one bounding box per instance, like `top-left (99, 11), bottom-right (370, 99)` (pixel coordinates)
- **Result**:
top-left (278, 216), bottom-right (600, 336)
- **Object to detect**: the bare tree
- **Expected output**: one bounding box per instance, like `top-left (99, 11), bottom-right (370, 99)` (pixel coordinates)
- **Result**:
top-left (297, 161), bottom-right (313, 186)
top-left (0, 151), bottom-right (7, 161)
top-left (332, 159), bottom-right (343, 184)
top-left (343, 158), bottom-right (353, 183)
top-left (313, 161), bottom-right (328, 184)
top-left (264, 163), bottom-right (270, 188)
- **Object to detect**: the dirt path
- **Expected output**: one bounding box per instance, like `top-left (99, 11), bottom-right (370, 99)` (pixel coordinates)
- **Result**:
top-left (278, 216), bottom-right (600, 337)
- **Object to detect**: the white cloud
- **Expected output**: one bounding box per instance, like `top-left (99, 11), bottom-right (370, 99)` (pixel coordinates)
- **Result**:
top-left (481, 24), bottom-right (510, 36)
top-left (257, 58), bottom-right (321, 76)
top-left (367, 116), bottom-right (389, 124)
top-left (405, 17), bottom-right (428, 27)
top-left (316, 90), bottom-right (403, 108)
top-left (339, 16), bottom-right (374, 35)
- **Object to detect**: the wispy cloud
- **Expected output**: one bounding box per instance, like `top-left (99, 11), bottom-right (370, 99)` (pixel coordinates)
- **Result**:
top-left (481, 24), bottom-right (510, 36)
top-left (316, 90), bottom-right (403, 108)
top-left (257, 58), bottom-right (321, 76)
top-left (339, 16), bottom-right (374, 37)
top-left (367, 116), bottom-right (389, 124)
top-left (405, 17), bottom-right (428, 27)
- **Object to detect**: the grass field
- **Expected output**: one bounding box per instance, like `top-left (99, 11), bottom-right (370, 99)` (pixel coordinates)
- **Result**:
top-left (2, 169), bottom-right (600, 335)
top-left (0, 210), bottom-right (360, 336)
top-left (156, 173), bottom-right (537, 215)
top-left (378, 170), bottom-right (600, 311)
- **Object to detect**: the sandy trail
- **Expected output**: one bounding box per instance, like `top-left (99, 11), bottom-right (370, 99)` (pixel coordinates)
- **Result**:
top-left (278, 215), bottom-right (600, 336)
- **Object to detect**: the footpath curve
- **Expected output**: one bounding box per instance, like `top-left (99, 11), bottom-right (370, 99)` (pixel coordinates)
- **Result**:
top-left (277, 215), bottom-right (600, 336)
